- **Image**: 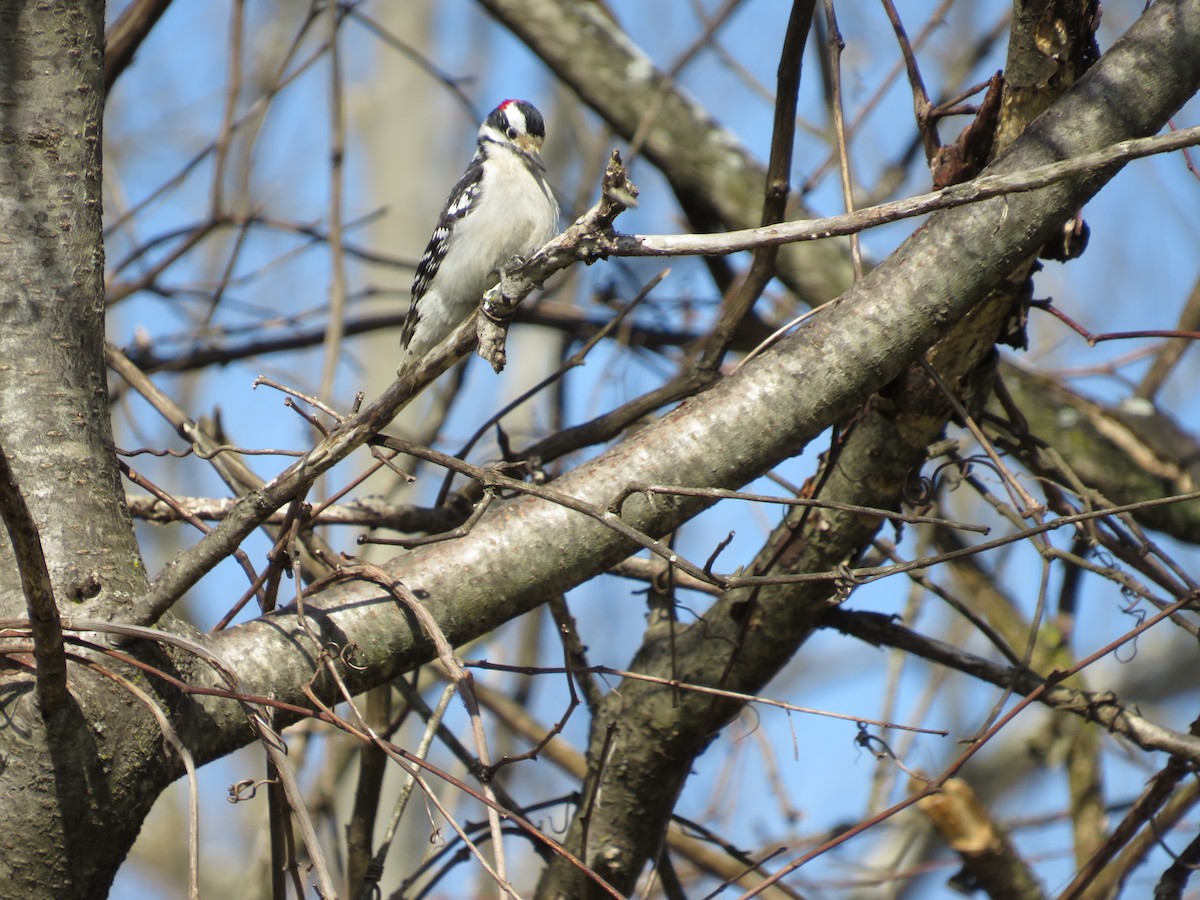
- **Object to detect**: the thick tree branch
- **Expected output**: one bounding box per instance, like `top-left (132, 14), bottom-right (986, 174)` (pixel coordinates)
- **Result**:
top-left (992, 362), bottom-right (1200, 542)
top-left (917, 778), bottom-right (1047, 900)
top-left (822, 608), bottom-right (1200, 763)
top-left (104, 0), bottom-right (174, 93)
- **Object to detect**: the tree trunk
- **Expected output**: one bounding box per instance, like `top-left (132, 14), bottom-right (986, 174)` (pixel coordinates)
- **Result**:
top-left (0, 3), bottom-right (158, 896)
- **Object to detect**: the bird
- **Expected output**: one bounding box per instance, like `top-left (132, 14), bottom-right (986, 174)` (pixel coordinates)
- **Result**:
top-left (400, 99), bottom-right (559, 371)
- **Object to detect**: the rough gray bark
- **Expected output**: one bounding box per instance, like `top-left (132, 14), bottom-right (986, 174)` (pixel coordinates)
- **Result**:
top-left (0, 2), bottom-right (160, 896)
top-left (0, 4), bottom-right (143, 610)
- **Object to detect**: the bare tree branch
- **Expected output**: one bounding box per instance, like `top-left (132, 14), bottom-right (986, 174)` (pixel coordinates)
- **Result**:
top-left (104, 0), bottom-right (174, 93)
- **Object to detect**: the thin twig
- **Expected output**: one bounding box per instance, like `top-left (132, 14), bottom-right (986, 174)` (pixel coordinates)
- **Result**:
top-left (1034, 296), bottom-right (1200, 347)
top-left (210, 0), bottom-right (243, 215)
top-left (466, 659), bottom-right (946, 736)
top-left (253, 375), bottom-right (343, 419)
top-left (126, 492), bottom-right (463, 533)
top-left (482, 628), bottom-right (582, 776)
top-left (120, 461), bottom-right (266, 607)
top-left (361, 492), bottom-right (492, 548)
top-left (918, 358), bottom-right (1045, 519)
top-left (820, 0), bottom-right (864, 279)
top-left (609, 481), bottom-right (990, 533)
top-left (880, 0), bottom-right (939, 162)
top-left (319, 0), bottom-right (349, 408)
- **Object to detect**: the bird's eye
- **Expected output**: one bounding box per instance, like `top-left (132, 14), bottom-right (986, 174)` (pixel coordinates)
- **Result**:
top-left (506, 127), bottom-right (519, 139)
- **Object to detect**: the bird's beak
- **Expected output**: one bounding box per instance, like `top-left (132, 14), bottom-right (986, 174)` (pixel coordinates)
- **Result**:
top-left (516, 135), bottom-right (546, 170)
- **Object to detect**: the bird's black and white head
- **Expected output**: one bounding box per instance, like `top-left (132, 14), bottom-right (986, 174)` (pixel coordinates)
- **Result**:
top-left (479, 99), bottom-right (548, 166)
